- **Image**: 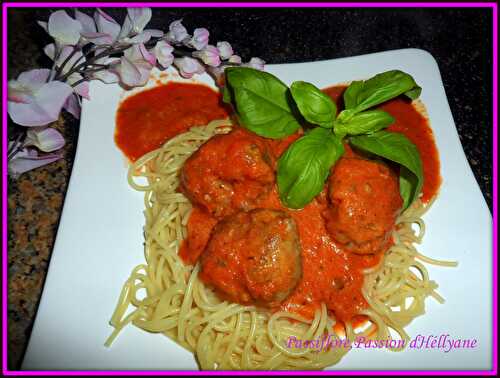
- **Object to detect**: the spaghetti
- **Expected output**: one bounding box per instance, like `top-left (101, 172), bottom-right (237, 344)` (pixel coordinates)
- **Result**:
top-left (105, 119), bottom-right (457, 370)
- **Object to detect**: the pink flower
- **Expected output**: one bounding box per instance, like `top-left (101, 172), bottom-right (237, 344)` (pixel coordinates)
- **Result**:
top-left (88, 51), bottom-right (120, 84)
top-left (114, 44), bottom-right (154, 87)
top-left (37, 21), bottom-right (48, 32)
top-left (166, 19), bottom-right (189, 44)
top-left (217, 41), bottom-right (233, 60)
top-left (89, 8), bottom-right (121, 45)
top-left (121, 8), bottom-right (152, 36)
top-left (90, 57), bottom-right (120, 84)
top-left (228, 55), bottom-right (242, 64)
top-left (63, 93), bottom-right (82, 119)
top-left (119, 8), bottom-right (154, 44)
top-left (66, 73), bottom-right (89, 100)
top-left (192, 45), bottom-right (220, 67)
top-left (47, 10), bottom-right (82, 46)
top-left (80, 31), bottom-right (115, 45)
top-left (245, 57), bottom-right (265, 71)
top-left (147, 29), bottom-right (164, 38)
top-left (173, 57), bottom-right (205, 79)
top-left (188, 28), bottom-right (209, 50)
top-left (74, 9), bottom-right (96, 35)
top-left (154, 40), bottom-right (174, 69)
top-left (24, 127), bottom-right (65, 152)
top-left (44, 44), bottom-right (89, 100)
top-left (8, 145), bottom-right (63, 178)
top-left (44, 44), bottom-right (83, 74)
top-left (8, 69), bottom-right (73, 127)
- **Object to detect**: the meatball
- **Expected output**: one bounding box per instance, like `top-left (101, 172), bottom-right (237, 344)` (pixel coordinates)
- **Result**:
top-left (200, 209), bottom-right (302, 307)
top-left (180, 128), bottom-right (275, 218)
top-left (323, 157), bottom-right (403, 255)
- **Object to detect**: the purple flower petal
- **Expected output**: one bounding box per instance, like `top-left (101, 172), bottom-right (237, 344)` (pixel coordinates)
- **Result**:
top-left (91, 68), bottom-right (120, 84)
top-left (74, 81), bottom-right (90, 100)
top-left (116, 56), bottom-right (143, 87)
top-left (217, 41), bottom-right (233, 60)
top-left (43, 43), bottom-right (57, 60)
top-left (118, 13), bottom-right (133, 39)
top-left (124, 44), bottom-right (154, 66)
top-left (37, 20), bottom-right (48, 32)
top-left (94, 8), bottom-right (120, 42)
top-left (165, 19), bottom-right (189, 44)
top-left (127, 8), bottom-right (152, 34)
top-left (154, 40), bottom-right (174, 68)
top-left (75, 9), bottom-right (96, 34)
top-left (245, 57), bottom-right (265, 71)
top-left (80, 32), bottom-right (114, 45)
top-left (124, 44), bottom-right (142, 61)
top-left (18, 69), bottom-right (51, 85)
top-left (139, 44), bottom-right (156, 66)
top-left (66, 73), bottom-right (90, 99)
top-left (63, 93), bottom-right (81, 119)
top-left (192, 45), bottom-right (220, 67)
top-left (173, 57), bottom-right (205, 79)
top-left (8, 81), bottom-right (35, 104)
top-left (59, 47), bottom-right (84, 70)
top-left (228, 55), bottom-right (242, 64)
top-left (48, 10), bottom-right (82, 46)
top-left (12, 69), bottom-right (51, 95)
top-left (121, 45), bottom-right (154, 85)
top-left (146, 29), bottom-right (164, 38)
top-left (44, 45), bottom-right (84, 75)
top-left (123, 30), bottom-right (152, 44)
top-left (188, 28), bottom-right (209, 50)
top-left (9, 149), bottom-right (63, 177)
top-left (134, 61), bottom-right (154, 86)
top-left (25, 127), bottom-right (66, 152)
top-left (120, 8), bottom-right (152, 40)
top-left (8, 143), bottom-right (37, 159)
top-left (8, 81), bottom-right (73, 126)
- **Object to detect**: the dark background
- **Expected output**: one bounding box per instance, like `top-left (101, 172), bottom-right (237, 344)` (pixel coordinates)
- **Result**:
top-left (7, 6), bottom-right (493, 370)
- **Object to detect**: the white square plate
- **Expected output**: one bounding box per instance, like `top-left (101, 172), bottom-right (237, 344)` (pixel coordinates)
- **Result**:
top-left (22, 48), bottom-right (493, 371)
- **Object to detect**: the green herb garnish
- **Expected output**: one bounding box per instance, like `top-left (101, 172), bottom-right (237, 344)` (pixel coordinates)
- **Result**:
top-left (224, 68), bottom-right (423, 210)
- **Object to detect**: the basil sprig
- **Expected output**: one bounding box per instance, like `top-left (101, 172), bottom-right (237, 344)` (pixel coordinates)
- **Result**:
top-left (342, 70), bottom-right (422, 114)
top-left (334, 110), bottom-right (394, 136)
top-left (290, 81), bottom-right (337, 128)
top-left (224, 68), bottom-right (423, 209)
top-left (277, 128), bottom-right (344, 208)
top-left (349, 131), bottom-right (423, 209)
top-left (223, 67), bottom-right (301, 138)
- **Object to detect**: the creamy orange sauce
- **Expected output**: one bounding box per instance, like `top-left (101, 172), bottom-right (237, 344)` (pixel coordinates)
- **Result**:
top-left (116, 83), bottom-right (441, 323)
top-left (323, 86), bottom-right (441, 203)
top-left (115, 82), bottom-right (229, 161)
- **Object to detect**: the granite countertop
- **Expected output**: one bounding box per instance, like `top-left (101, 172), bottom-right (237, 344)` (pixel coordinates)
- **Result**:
top-left (7, 7), bottom-right (492, 370)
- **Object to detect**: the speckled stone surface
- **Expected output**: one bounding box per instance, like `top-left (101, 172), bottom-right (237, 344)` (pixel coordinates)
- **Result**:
top-left (7, 7), bottom-right (493, 370)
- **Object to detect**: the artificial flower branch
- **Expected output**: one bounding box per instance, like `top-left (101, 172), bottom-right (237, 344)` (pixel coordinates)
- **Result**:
top-left (7, 7), bottom-right (265, 177)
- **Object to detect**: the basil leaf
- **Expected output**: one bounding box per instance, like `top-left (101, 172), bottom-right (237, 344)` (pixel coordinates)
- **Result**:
top-left (222, 84), bottom-right (232, 104)
top-left (343, 80), bottom-right (363, 110)
top-left (349, 131), bottom-right (423, 209)
top-left (290, 81), bottom-right (337, 128)
top-left (334, 110), bottom-right (395, 136)
top-left (277, 128), bottom-right (344, 209)
top-left (399, 166), bottom-right (419, 209)
top-left (404, 86), bottom-right (422, 100)
top-left (343, 70), bottom-right (421, 114)
top-left (225, 67), bottom-right (301, 139)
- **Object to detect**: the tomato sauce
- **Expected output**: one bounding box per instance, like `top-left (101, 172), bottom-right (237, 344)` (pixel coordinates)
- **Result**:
top-left (115, 82), bottom-right (229, 161)
top-left (116, 82), bottom-right (441, 323)
top-left (322, 86), bottom-right (441, 203)
top-left (383, 101), bottom-right (441, 202)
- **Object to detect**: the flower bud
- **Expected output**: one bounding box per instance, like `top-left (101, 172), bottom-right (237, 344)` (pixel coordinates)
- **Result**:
top-left (192, 45), bottom-right (220, 67)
